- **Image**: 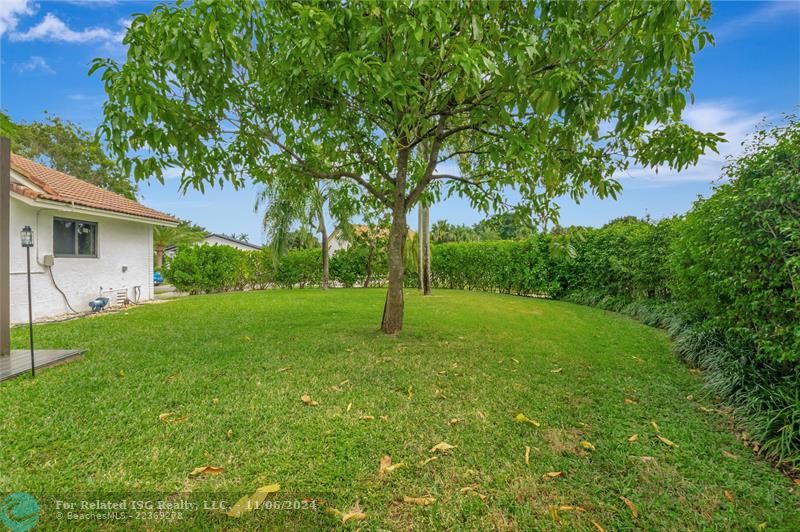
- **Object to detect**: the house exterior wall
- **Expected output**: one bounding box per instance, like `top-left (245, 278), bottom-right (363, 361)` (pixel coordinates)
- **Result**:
top-left (9, 198), bottom-right (154, 324)
top-left (328, 234), bottom-right (350, 255)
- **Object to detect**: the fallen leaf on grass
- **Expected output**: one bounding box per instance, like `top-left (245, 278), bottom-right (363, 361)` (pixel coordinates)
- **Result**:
top-left (722, 450), bottom-right (738, 460)
top-left (419, 456), bottom-right (438, 466)
top-left (657, 435), bottom-right (678, 448)
top-left (542, 471), bottom-right (564, 480)
top-left (512, 358), bottom-right (520, 364)
top-left (624, 398), bottom-right (638, 405)
top-left (550, 368), bottom-right (563, 373)
top-left (627, 434), bottom-right (638, 442)
top-left (580, 440), bottom-right (596, 451)
top-left (559, 505), bottom-right (586, 512)
top-left (226, 429), bottom-right (234, 438)
top-left (212, 397), bottom-right (219, 404)
top-left (650, 421), bottom-right (660, 433)
top-left (620, 496), bottom-right (638, 518)
top-left (592, 521), bottom-right (605, 532)
top-left (380, 415), bottom-right (389, 421)
top-left (724, 490), bottom-right (734, 503)
top-left (407, 386), bottom-right (414, 399)
top-left (430, 442), bottom-right (456, 453)
top-left (359, 415), bottom-right (375, 421)
top-left (189, 466), bottom-right (224, 477)
top-left (549, 505), bottom-right (560, 523)
top-left (525, 446), bottom-right (531, 465)
top-left (403, 495), bottom-right (435, 506)
top-left (341, 504), bottom-right (367, 524)
top-left (378, 455), bottom-right (404, 476)
top-left (301, 394), bottom-right (319, 406)
top-left (476, 410), bottom-right (486, 419)
top-left (434, 389), bottom-right (446, 398)
top-left (226, 483), bottom-right (280, 518)
top-left (158, 413), bottom-right (188, 424)
top-left (794, 479), bottom-right (800, 486)
top-left (449, 418), bottom-right (461, 425)
top-left (347, 402), bottom-right (352, 412)
top-left (459, 486), bottom-right (487, 500)
top-left (515, 413), bottom-right (540, 427)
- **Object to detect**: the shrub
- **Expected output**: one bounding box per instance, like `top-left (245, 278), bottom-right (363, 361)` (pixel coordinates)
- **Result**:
top-left (166, 244), bottom-right (244, 293)
top-left (670, 120), bottom-right (799, 364)
top-left (275, 248), bottom-right (322, 288)
top-left (331, 246), bottom-right (368, 287)
top-left (242, 248), bottom-right (277, 289)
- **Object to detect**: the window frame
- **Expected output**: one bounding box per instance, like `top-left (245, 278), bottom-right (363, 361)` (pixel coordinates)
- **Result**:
top-left (53, 217), bottom-right (99, 258)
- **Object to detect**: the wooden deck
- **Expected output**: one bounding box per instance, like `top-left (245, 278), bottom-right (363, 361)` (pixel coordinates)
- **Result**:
top-left (0, 349), bottom-right (85, 381)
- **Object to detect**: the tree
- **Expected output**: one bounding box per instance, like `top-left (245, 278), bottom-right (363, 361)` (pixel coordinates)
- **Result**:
top-left (474, 212), bottom-right (536, 240)
top-left (285, 228), bottom-right (320, 251)
top-left (347, 222), bottom-right (391, 288)
top-left (1, 111), bottom-right (137, 199)
top-left (226, 232), bottom-right (251, 242)
top-left (256, 181), bottom-right (334, 288)
top-left (94, 0), bottom-right (722, 333)
top-left (431, 220), bottom-right (477, 244)
top-left (418, 205), bottom-right (431, 295)
top-left (153, 222), bottom-right (206, 269)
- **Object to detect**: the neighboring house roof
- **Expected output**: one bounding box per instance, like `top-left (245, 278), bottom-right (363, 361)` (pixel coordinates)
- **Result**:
top-left (9, 154), bottom-right (178, 224)
top-left (164, 233), bottom-right (261, 252)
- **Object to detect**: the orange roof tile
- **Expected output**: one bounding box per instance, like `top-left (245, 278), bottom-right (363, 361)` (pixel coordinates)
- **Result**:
top-left (10, 154), bottom-right (178, 224)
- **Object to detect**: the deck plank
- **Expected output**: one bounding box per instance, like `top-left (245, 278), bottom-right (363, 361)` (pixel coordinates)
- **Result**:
top-left (0, 349), bottom-right (86, 381)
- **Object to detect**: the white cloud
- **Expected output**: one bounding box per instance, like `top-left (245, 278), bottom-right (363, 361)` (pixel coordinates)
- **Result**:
top-left (10, 12), bottom-right (117, 43)
top-left (0, 0), bottom-right (32, 37)
top-left (15, 55), bottom-right (55, 74)
top-left (616, 102), bottom-right (766, 184)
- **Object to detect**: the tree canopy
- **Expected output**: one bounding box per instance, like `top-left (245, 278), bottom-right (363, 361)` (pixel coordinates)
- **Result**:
top-left (1, 112), bottom-right (137, 199)
top-left (94, 0), bottom-right (723, 332)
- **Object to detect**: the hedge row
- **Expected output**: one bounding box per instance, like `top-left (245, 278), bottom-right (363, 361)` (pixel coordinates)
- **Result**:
top-left (164, 242), bottom-right (388, 293)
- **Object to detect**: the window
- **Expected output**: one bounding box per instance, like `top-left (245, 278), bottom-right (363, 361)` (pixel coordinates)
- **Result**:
top-left (53, 218), bottom-right (97, 257)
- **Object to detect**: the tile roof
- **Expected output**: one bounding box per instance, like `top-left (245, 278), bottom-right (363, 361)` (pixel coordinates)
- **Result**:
top-left (10, 154), bottom-right (178, 224)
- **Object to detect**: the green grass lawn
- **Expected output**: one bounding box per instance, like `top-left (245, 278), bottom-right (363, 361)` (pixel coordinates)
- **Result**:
top-left (2, 289), bottom-right (797, 530)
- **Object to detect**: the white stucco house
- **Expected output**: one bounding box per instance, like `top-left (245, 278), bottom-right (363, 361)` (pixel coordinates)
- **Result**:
top-left (163, 232), bottom-right (261, 258)
top-left (8, 154), bottom-right (178, 324)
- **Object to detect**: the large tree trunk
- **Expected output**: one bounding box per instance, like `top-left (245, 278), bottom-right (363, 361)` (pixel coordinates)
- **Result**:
top-left (381, 147), bottom-right (410, 334)
top-left (155, 245), bottom-right (164, 269)
top-left (319, 208), bottom-right (329, 290)
top-left (419, 204), bottom-right (432, 295)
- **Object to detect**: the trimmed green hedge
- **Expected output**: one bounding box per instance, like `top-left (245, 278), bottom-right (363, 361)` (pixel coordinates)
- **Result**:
top-left (165, 244), bottom-right (277, 293)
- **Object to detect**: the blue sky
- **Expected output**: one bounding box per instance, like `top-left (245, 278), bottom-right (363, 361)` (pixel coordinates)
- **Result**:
top-left (1, 1), bottom-right (798, 244)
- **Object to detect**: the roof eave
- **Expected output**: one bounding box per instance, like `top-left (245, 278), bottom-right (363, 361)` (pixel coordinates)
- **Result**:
top-left (10, 192), bottom-right (179, 227)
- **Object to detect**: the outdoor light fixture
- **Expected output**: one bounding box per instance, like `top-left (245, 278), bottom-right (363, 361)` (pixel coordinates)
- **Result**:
top-left (20, 226), bottom-right (35, 376)
top-left (20, 225), bottom-right (33, 247)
